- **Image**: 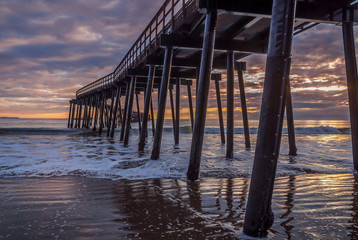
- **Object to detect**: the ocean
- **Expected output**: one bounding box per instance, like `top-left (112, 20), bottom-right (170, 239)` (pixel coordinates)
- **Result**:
top-left (0, 118), bottom-right (353, 179)
top-left (1, 118), bottom-right (357, 239)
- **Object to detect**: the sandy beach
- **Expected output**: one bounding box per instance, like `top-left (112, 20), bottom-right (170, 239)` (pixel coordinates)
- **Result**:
top-left (1, 174), bottom-right (357, 239)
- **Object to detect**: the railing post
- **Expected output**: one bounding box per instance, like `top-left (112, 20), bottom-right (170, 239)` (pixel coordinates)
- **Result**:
top-left (342, 8), bottom-right (358, 171)
top-left (237, 62), bottom-right (251, 149)
top-left (187, 1), bottom-right (217, 181)
top-left (124, 77), bottom-right (137, 146)
top-left (139, 65), bottom-right (156, 151)
top-left (151, 46), bottom-right (174, 160)
top-left (243, 0), bottom-right (297, 237)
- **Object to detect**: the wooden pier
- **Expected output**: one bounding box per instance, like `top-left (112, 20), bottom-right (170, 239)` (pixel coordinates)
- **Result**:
top-left (68, 0), bottom-right (358, 237)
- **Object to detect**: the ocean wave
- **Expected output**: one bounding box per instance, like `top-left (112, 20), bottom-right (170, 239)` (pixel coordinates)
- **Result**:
top-left (0, 125), bottom-right (351, 136)
top-left (0, 128), bottom-right (83, 135)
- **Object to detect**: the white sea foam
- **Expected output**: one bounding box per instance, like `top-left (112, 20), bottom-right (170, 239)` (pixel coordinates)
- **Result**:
top-left (0, 119), bottom-right (355, 180)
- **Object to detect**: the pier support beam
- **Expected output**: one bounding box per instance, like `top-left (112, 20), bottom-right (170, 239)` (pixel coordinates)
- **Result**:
top-left (107, 89), bottom-right (115, 136)
top-left (93, 95), bottom-right (99, 131)
top-left (226, 51), bottom-right (235, 158)
top-left (99, 93), bottom-right (106, 134)
top-left (286, 80), bottom-right (297, 155)
top-left (150, 98), bottom-right (155, 135)
top-left (135, 91), bottom-right (142, 133)
top-left (169, 85), bottom-right (176, 142)
top-left (187, 82), bottom-right (194, 130)
top-left (70, 101), bottom-right (76, 128)
top-left (124, 77), bottom-right (137, 146)
top-left (120, 82), bottom-right (130, 141)
top-left (187, 2), bottom-right (217, 181)
top-left (139, 65), bottom-right (156, 151)
top-left (342, 9), bottom-right (358, 171)
top-left (243, 0), bottom-right (296, 237)
top-left (175, 78), bottom-right (180, 145)
top-left (237, 62), bottom-right (251, 149)
top-left (214, 76), bottom-right (225, 144)
top-left (110, 86), bottom-right (121, 138)
top-left (151, 46), bottom-right (173, 160)
top-left (77, 100), bottom-right (83, 128)
top-left (67, 101), bottom-right (72, 128)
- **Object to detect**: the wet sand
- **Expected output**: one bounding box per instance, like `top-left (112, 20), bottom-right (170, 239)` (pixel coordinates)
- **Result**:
top-left (1, 174), bottom-right (358, 239)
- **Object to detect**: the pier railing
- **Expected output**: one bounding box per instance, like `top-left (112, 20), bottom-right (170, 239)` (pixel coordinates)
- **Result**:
top-left (76, 0), bottom-right (197, 98)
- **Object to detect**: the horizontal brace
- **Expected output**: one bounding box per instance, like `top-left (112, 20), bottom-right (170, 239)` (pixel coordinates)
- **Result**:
top-left (160, 33), bottom-right (268, 54)
top-left (198, 0), bottom-right (358, 24)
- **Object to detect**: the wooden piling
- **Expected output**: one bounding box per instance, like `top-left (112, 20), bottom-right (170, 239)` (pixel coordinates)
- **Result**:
top-left (187, 3), bottom-right (217, 181)
top-left (150, 98), bottom-right (155, 135)
top-left (237, 62), bottom-right (251, 149)
top-left (151, 47), bottom-right (173, 160)
top-left (77, 100), bottom-right (83, 128)
top-left (93, 95), bottom-right (99, 131)
top-left (214, 76), bottom-right (225, 144)
top-left (107, 89), bottom-right (116, 137)
top-left (124, 77), bottom-right (137, 146)
top-left (110, 86), bottom-right (121, 138)
top-left (342, 11), bottom-right (358, 171)
top-left (169, 85), bottom-right (176, 142)
top-left (99, 93), bottom-right (106, 134)
top-left (187, 82), bottom-right (194, 130)
top-left (286, 80), bottom-right (297, 155)
top-left (70, 101), bottom-right (76, 128)
top-left (139, 65), bottom-right (156, 151)
top-left (120, 82), bottom-right (130, 141)
top-left (243, 0), bottom-right (296, 237)
top-left (226, 50), bottom-right (235, 158)
top-left (67, 101), bottom-right (72, 128)
top-left (175, 78), bottom-right (180, 145)
top-left (135, 91), bottom-right (142, 133)
top-left (82, 98), bottom-right (88, 128)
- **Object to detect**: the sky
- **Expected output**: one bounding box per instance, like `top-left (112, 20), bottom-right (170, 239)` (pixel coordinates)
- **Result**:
top-left (0, 0), bottom-right (357, 120)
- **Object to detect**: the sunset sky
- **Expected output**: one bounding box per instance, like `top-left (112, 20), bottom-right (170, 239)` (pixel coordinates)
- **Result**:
top-left (0, 0), bottom-right (357, 120)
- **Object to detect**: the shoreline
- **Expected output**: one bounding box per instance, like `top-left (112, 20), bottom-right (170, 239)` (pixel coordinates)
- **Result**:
top-left (1, 173), bottom-right (357, 239)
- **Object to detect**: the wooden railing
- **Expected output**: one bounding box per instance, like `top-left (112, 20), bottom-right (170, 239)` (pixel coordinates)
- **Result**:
top-left (76, 0), bottom-right (197, 98)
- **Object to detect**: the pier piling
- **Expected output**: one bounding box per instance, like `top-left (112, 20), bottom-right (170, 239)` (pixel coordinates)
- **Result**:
top-left (226, 51), bottom-right (235, 158)
top-left (139, 65), bottom-right (156, 151)
top-left (124, 77), bottom-right (137, 146)
top-left (243, 0), bottom-right (296, 237)
top-left (151, 46), bottom-right (173, 160)
top-left (120, 82), bottom-right (130, 141)
top-left (342, 9), bottom-right (358, 171)
top-left (187, 2), bottom-right (217, 181)
top-left (237, 62), bottom-right (251, 149)
top-left (175, 78), bottom-right (180, 145)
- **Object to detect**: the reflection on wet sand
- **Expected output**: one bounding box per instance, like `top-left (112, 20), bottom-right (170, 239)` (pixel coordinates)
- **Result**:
top-left (1, 174), bottom-right (358, 239)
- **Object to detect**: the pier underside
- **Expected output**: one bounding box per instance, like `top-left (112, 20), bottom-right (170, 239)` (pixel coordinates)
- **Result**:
top-left (69, 0), bottom-right (358, 237)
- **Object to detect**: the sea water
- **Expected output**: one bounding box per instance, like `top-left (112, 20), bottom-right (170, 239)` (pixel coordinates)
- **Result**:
top-left (0, 118), bottom-right (357, 239)
top-left (0, 118), bottom-right (353, 179)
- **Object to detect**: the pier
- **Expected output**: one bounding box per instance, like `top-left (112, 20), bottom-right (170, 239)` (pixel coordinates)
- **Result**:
top-left (68, 0), bottom-right (358, 237)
